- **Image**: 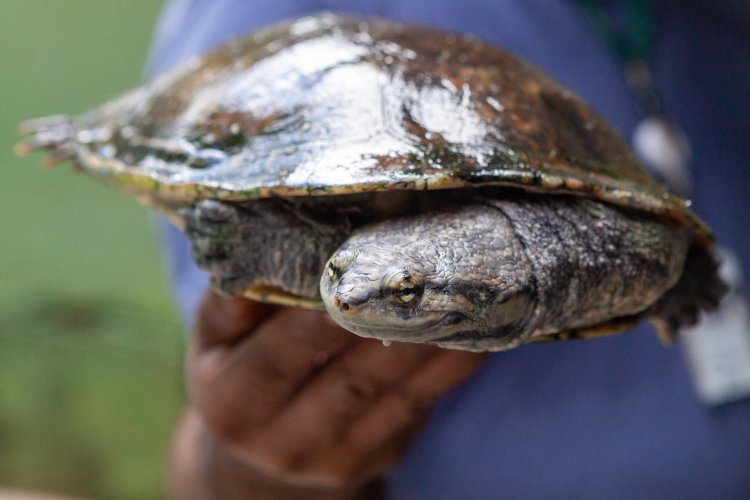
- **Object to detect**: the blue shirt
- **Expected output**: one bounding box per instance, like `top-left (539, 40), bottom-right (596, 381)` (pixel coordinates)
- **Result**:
top-left (148, 1), bottom-right (750, 497)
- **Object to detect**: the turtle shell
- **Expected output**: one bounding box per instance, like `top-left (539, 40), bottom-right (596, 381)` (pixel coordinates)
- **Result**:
top-left (18, 13), bottom-right (710, 242)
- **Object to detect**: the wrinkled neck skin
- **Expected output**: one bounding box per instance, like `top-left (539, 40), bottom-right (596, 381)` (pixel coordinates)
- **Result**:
top-left (321, 202), bottom-right (540, 351)
top-left (321, 195), bottom-right (687, 352)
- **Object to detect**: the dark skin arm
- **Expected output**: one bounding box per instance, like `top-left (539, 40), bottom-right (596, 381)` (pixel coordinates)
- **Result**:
top-left (169, 292), bottom-right (488, 499)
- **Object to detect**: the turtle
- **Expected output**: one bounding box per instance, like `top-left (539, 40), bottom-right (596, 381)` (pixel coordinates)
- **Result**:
top-left (16, 13), bottom-right (726, 351)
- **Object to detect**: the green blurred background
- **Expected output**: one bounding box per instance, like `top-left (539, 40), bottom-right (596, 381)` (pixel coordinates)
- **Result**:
top-left (1, 2), bottom-right (186, 498)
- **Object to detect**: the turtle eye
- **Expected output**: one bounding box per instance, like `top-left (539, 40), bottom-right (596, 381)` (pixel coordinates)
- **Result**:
top-left (385, 271), bottom-right (424, 306)
top-left (327, 250), bottom-right (358, 281)
top-left (393, 286), bottom-right (418, 304)
top-left (327, 260), bottom-right (342, 280)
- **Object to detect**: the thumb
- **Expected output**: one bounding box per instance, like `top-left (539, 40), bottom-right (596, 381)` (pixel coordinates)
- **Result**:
top-left (195, 291), bottom-right (279, 347)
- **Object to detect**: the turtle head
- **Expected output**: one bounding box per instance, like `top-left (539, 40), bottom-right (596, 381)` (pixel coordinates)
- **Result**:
top-left (319, 213), bottom-right (537, 351)
top-left (320, 247), bottom-right (472, 346)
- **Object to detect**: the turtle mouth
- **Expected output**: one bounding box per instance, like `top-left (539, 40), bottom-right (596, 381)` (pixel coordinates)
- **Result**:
top-left (321, 276), bottom-right (477, 340)
top-left (327, 310), bottom-right (474, 341)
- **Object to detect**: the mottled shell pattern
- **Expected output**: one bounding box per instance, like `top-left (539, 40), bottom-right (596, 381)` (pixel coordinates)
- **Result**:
top-left (18, 13), bottom-right (710, 243)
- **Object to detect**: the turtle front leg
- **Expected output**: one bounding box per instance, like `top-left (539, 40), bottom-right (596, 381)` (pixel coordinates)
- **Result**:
top-left (181, 200), bottom-right (254, 295)
top-left (181, 199), bottom-right (351, 303)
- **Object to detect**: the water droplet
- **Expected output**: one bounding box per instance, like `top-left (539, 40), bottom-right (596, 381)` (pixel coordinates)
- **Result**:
top-left (121, 126), bottom-right (135, 139)
top-left (440, 78), bottom-right (457, 92)
top-left (382, 340), bottom-right (392, 347)
top-left (402, 48), bottom-right (418, 60)
top-left (486, 97), bottom-right (504, 112)
top-left (98, 144), bottom-right (116, 158)
top-left (76, 130), bottom-right (93, 143)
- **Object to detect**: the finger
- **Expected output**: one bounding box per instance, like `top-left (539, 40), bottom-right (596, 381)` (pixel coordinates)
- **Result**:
top-left (324, 349), bottom-right (488, 478)
top-left (342, 417), bottom-right (425, 485)
top-left (248, 340), bottom-right (442, 469)
top-left (190, 308), bottom-right (357, 445)
top-left (195, 291), bottom-right (277, 347)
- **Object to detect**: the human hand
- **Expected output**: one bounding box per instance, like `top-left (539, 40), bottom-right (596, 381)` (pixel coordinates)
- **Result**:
top-left (170, 291), bottom-right (488, 499)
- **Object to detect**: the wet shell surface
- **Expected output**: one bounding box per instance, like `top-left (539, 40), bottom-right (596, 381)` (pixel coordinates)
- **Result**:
top-left (17, 13), bottom-right (710, 243)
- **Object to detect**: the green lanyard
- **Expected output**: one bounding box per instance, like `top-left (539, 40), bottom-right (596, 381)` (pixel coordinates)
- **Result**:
top-left (574, 0), bottom-right (693, 195)
top-left (574, 0), bottom-right (662, 117)
top-left (575, 0), bottom-right (653, 64)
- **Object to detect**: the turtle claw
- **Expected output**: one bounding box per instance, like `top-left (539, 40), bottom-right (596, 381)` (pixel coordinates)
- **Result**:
top-left (15, 115), bottom-right (77, 166)
top-left (183, 200), bottom-right (245, 273)
top-left (195, 199), bottom-right (240, 225)
top-left (648, 244), bottom-right (728, 343)
top-left (212, 273), bottom-right (252, 296)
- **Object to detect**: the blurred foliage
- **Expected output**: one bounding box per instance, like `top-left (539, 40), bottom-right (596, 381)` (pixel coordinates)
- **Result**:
top-left (1, 1), bottom-right (186, 498)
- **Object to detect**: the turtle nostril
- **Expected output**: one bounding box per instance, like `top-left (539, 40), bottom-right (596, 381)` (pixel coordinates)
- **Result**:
top-left (333, 294), bottom-right (354, 313)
